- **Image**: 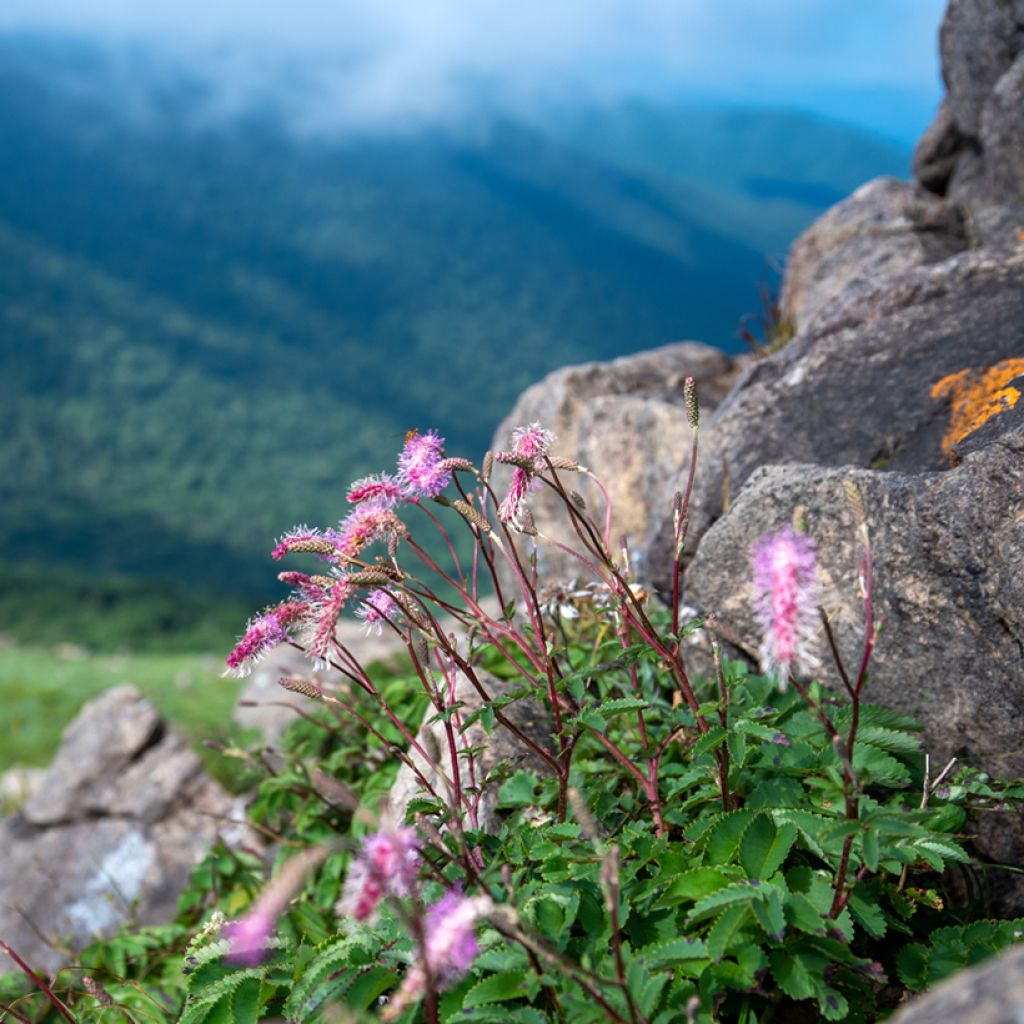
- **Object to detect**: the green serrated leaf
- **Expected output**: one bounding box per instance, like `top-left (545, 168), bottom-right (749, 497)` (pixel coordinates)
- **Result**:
top-left (707, 904), bottom-right (751, 962)
top-left (768, 949), bottom-right (816, 1000)
top-left (230, 978), bottom-right (261, 1024)
top-left (705, 810), bottom-right (759, 864)
top-left (740, 816), bottom-right (796, 880)
top-left (640, 936), bottom-right (709, 965)
top-left (751, 888), bottom-right (786, 942)
top-left (688, 881), bottom-right (764, 924)
top-left (463, 971), bottom-right (531, 1007)
top-left (652, 868), bottom-right (732, 909)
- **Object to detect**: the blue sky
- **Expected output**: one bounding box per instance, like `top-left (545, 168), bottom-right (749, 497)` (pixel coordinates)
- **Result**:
top-left (0, 0), bottom-right (947, 142)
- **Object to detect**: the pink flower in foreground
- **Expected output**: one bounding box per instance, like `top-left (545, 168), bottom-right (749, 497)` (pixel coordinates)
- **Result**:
top-left (383, 891), bottom-right (492, 1020)
top-left (347, 473), bottom-right (403, 508)
top-left (398, 430), bottom-right (451, 499)
top-left (357, 588), bottom-right (400, 636)
top-left (224, 910), bottom-right (275, 967)
top-left (225, 601), bottom-right (309, 677)
top-left (337, 827), bottom-right (421, 924)
top-left (751, 525), bottom-right (821, 686)
top-left (497, 422), bottom-right (556, 529)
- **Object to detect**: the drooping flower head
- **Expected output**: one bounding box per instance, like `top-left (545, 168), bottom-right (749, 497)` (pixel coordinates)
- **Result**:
top-left (225, 601), bottom-right (309, 677)
top-left (751, 525), bottom-right (821, 687)
top-left (306, 578), bottom-right (354, 662)
top-left (398, 430), bottom-right (451, 499)
top-left (357, 588), bottom-right (400, 636)
top-left (337, 827), bottom-right (421, 924)
top-left (347, 473), bottom-right (403, 508)
top-left (496, 422), bottom-right (556, 529)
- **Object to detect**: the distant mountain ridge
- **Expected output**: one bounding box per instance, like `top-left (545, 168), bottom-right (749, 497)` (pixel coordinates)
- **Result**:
top-left (0, 35), bottom-right (910, 627)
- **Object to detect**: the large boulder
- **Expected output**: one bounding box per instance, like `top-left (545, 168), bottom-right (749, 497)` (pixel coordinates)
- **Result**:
top-left (887, 944), bottom-right (1024, 1024)
top-left (0, 686), bottom-right (237, 973)
top-left (915, 0), bottom-right (1024, 214)
top-left (675, 245), bottom-right (1024, 585)
top-left (779, 178), bottom-right (965, 335)
top-left (489, 342), bottom-right (743, 588)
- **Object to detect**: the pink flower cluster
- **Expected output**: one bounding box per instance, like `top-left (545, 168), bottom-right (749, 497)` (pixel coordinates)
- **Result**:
top-left (337, 827), bottom-right (421, 924)
top-left (498, 422), bottom-right (556, 528)
top-left (751, 525), bottom-right (821, 686)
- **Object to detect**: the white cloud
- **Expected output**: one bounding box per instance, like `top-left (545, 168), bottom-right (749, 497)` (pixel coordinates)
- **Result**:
top-left (0, 0), bottom-right (946, 132)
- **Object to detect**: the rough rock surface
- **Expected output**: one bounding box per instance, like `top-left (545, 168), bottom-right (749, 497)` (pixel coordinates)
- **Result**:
top-left (887, 944), bottom-right (1024, 1024)
top-left (389, 670), bottom-right (554, 834)
top-left (490, 342), bottom-right (743, 588)
top-left (0, 686), bottom-right (236, 972)
top-left (677, 245), bottom-right (1024, 574)
top-left (778, 177), bottom-right (965, 335)
top-left (915, 0), bottom-right (1024, 214)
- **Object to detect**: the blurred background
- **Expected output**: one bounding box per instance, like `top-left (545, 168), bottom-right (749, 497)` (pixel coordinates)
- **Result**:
top-left (0, 0), bottom-right (944, 770)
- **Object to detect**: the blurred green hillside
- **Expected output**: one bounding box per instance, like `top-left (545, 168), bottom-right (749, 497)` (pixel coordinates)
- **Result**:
top-left (0, 36), bottom-right (910, 649)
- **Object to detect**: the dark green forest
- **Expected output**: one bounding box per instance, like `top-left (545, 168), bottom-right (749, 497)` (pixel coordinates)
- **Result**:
top-left (0, 36), bottom-right (909, 646)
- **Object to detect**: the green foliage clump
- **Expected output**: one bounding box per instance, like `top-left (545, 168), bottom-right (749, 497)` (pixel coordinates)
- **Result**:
top-left (2, 409), bottom-right (1022, 1024)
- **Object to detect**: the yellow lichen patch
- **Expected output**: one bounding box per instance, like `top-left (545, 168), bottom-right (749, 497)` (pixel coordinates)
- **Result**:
top-left (931, 358), bottom-right (1024, 458)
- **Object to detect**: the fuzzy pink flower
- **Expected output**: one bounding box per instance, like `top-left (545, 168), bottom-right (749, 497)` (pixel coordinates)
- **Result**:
top-left (357, 589), bottom-right (400, 636)
top-left (224, 910), bottom-right (275, 967)
top-left (383, 891), bottom-right (492, 1019)
top-left (497, 422), bottom-right (555, 529)
top-left (307, 579), bottom-right (353, 662)
top-left (334, 503), bottom-right (405, 564)
top-left (225, 601), bottom-right (309, 677)
top-left (751, 525), bottom-right (821, 686)
top-left (347, 473), bottom-right (403, 508)
top-left (337, 827), bottom-right (421, 924)
top-left (398, 430), bottom-right (451, 499)
top-left (512, 422), bottom-right (555, 460)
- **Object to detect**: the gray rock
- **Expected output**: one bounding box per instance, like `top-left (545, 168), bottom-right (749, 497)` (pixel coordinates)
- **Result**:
top-left (779, 178), bottom-right (966, 336)
top-left (978, 52), bottom-right (1024, 203)
top-left (489, 342), bottom-right (742, 589)
top-left (938, 0), bottom-right (1024, 140)
top-left (685, 415), bottom-right (1024, 904)
top-left (389, 670), bottom-right (554, 834)
top-left (677, 245), bottom-right (1024, 586)
top-left (23, 684), bottom-right (162, 826)
top-left (913, 98), bottom-right (967, 195)
top-left (887, 944), bottom-right (1024, 1024)
top-left (0, 686), bottom-right (235, 973)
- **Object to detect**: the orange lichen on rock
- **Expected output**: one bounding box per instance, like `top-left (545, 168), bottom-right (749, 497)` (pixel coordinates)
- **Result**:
top-left (931, 358), bottom-right (1024, 458)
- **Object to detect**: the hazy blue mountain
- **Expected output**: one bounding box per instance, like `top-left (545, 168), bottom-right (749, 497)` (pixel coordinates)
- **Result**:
top-left (0, 35), bottom-right (909, 636)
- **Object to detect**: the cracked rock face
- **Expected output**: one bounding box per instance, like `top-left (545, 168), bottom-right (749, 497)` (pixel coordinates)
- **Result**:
top-left (0, 685), bottom-right (235, 973)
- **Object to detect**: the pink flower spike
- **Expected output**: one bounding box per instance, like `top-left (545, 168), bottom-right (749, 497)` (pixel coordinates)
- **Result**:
top-left (224, 601), bottom-right (308, 677)
top-left (271, 525), bottom-right (322, 561)
top-left (334, 503), bottom-right (405, 564)
top-left (498, 467), bottom-right (531, 529)
top-left (357, 589), bottom-right (400, 636)
top-left (347, 473), bottom-right (403, 508)
top-left (398, 429), bottom-right (451, 499)
top-left (337, 827), bottom-right (420, 924)
top-left (512, 422), bottom-right (555, 460)
top-left (307, 579), bottom-right (353, 662)
top-left (751, 525), bottom-right (821, 687)
top-left (224, 910), bottom-right (275, 967)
